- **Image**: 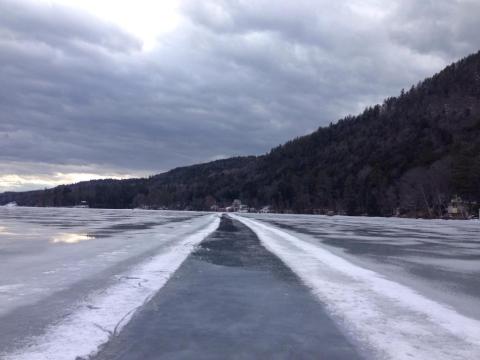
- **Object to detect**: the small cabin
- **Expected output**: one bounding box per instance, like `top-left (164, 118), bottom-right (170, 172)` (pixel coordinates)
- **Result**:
top-left (260, 206), bottom-right (272, 213)
top-left (74, 201), bottom-right (89, 209)
top-left (238, 204), bottom-right (249, 213)
top-left (447, 196), bottom-right (467, 218)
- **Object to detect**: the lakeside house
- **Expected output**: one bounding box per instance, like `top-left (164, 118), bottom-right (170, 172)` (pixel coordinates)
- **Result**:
top-left (447, 196), bottom-right (468, 219)
top-left (210, 200), bottom-right (265, 213)
top-left (225, 199), bottom-right (248, 212)
top-left (73, 201), bottom-right (89, 209)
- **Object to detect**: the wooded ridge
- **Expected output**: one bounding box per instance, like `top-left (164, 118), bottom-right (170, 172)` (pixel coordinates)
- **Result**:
top-left (2, 51), bottom-right (480, 218)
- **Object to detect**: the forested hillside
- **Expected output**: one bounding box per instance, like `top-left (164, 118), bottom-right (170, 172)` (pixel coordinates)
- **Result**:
top-left (2, 51), bottom-right (480, 217)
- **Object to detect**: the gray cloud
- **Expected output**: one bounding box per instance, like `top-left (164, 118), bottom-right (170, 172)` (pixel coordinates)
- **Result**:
top-left (0, 0), bottom-right (479, 191)
top-left (389, 0), bottom-right (480, 58)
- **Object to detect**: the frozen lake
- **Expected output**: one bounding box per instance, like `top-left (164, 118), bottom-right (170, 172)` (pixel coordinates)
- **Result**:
top-left (1, 207), bottom-right (479, 359)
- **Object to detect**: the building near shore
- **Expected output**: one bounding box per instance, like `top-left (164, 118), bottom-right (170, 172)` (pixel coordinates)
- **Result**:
top-left (447, 196), bottom-right (468, 219)
top-left (73, 201), bottom-right (89, 209)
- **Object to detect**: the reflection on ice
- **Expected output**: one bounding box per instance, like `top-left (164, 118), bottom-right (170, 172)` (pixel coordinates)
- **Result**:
top-left (0, 226), bottom-right (13, 235)
top-left (51, 233), bottom-right (95, 244)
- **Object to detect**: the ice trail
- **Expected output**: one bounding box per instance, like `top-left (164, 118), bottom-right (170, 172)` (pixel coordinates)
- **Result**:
top-left (232, 214), bottom-right (480, 360)
top-left (3, 214), bottom-right (220, 360)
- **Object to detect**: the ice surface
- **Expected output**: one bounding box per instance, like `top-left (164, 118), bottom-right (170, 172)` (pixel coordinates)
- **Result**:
top-left (233, 214), bottom-right (480, 360)
top-left (0, 207), bottom-right (219, 359)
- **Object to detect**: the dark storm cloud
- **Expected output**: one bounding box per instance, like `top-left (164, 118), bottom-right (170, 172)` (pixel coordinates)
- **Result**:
top-left (0, 0), bottom-right (479, 190)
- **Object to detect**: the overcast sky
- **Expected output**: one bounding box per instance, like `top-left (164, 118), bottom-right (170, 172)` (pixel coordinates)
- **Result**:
top-left (1, 0), bottom-right (479, 192)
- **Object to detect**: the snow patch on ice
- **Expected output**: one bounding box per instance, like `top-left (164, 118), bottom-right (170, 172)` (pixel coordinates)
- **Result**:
top-left (0, 225), bottom-right (14, 235)
top-left (233, 215), bottom-right (480, 360)
top-left (2, 214), bottom-right (220, 360)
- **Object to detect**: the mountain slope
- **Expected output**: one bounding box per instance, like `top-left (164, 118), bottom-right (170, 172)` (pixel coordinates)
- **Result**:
top-left (2, 51), bottom-right (480, 217)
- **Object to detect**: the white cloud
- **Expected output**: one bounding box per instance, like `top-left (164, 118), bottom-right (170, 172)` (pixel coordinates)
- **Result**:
top-left (36, 0), bottom-right (182, 50)
top-left (0, 172), bottom-right (136, 192)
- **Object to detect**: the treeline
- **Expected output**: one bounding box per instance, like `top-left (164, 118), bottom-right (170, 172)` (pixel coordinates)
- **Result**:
top-left (2, 51), bottom-right (480, 217)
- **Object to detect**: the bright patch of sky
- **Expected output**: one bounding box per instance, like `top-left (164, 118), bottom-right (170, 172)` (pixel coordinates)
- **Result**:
top-left (0, 173), bottom-right (135, 192)
top-left (38, 0), bottom-right (182, 50)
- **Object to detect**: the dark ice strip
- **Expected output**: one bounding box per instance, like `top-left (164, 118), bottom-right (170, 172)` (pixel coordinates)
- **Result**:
top-left (93, 215), bottom-right (361, 360)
